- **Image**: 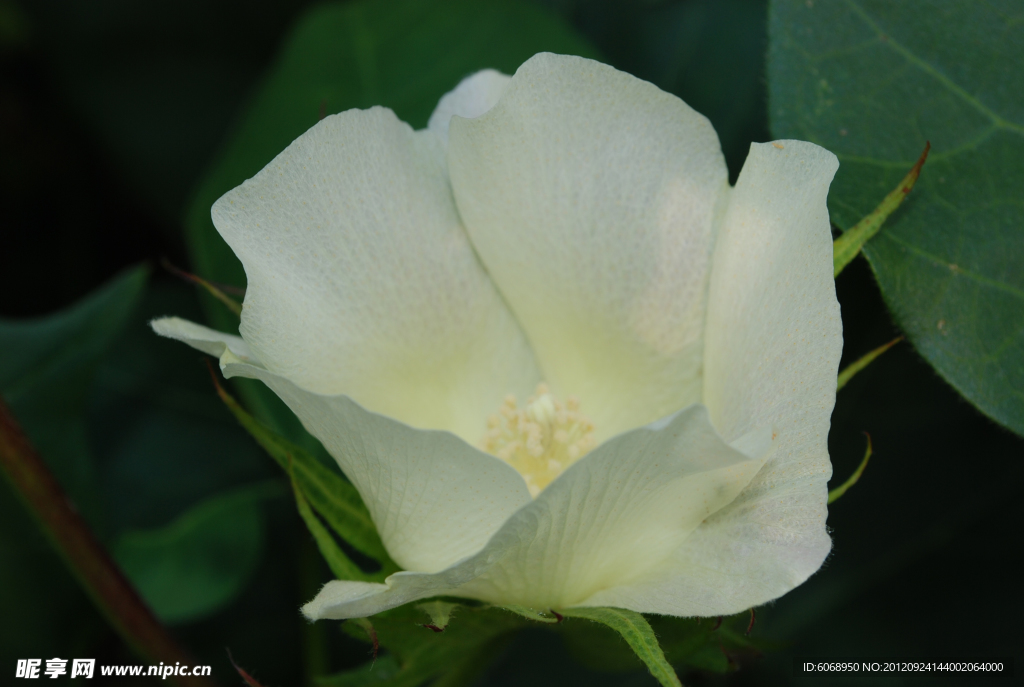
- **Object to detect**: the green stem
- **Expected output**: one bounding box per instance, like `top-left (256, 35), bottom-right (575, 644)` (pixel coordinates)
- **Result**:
top-left (0, 396), bottom-right (217, 687)
top-left (837, 336), bottom-right (904, 391)
top-left (299, 535), bottom-right (332, 684)
top-left (828, 433), bottom-right (873, 504)
top-left (161, 258), bottom-right (242, 317)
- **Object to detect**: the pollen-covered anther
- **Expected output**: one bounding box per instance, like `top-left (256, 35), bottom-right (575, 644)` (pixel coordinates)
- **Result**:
top-left (480, 383), bottom-right (596, 497)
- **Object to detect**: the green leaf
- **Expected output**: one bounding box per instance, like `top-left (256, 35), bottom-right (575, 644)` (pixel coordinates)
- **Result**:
top-left (0, 264), bottom-right (148, 407)
top-left (768, 0), bottom-right (1024, 436)
top-left (499, 604), bottom-right (561, 624)
top-left (183, 0), bottom-right (596, 450)
top-left (416, 600), bottom-right (459, 631)
top-left (560, 607), bottom-right (682, 687)
top-left (290, 472), bottom-right (368, 582)
top-left (561, 614), bottom-right (733, 674)
top-left (0, 265), bottom-right (148, 526)
top-left (91, 282), bottom-right (275, 531)
top-left (212, 376), bottom-right (398, 577)
top-left (0, 268), bottom-right (147, 660)
top-left (112, 480), bottom-right (283, 624)
top-left (328, 603), bottom-right (526, 687)
top-left (429, 632), bottom-right (515, 687)
top-left (316, 655), bottom-right (401, 687)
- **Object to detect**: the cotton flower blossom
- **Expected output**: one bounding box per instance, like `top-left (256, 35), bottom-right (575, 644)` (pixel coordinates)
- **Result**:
top-left (153, 53), bottom-right (842, 620)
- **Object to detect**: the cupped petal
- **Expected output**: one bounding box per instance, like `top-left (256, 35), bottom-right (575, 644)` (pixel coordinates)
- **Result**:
top-left (456, 405), bottom-right (772, 609)
top-left (212, 106), bottom-right (540, 443)
top-left (427, 69), bottom-right (511, 146)
top-left (447, 53), bottom-right (730, 441)
top-left (302, 405), bottom-right (772, 620)
top-left (151, 317), bottom-right (533, 575)
top-left (587, 141), bottom-right (842, 616)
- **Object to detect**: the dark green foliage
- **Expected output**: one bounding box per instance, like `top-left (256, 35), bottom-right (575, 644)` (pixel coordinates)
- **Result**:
top-left (769, 0), bottom-right (1024, 436)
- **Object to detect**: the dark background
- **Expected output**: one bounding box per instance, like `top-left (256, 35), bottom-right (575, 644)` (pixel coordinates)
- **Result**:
top-left (1, 0), bottom-right (1020, 685)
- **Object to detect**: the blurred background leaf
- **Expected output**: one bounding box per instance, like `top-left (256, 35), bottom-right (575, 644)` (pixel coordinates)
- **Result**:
top-left (0, 266), bottom-right (146, 668)
top-left (0, 266), bottom-right (147, 528)
top-left (543, 0), bottom-right (770, 180)
top-left (0, 269), bottom-right (309, 683)
top-left (768, 0), bottom-right (1024, 437)
top-left (113, 480), bottom-right (284, 625)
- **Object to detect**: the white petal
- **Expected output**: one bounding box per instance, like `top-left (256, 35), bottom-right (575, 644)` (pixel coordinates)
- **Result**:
top-left (302, 405), bottom-right (771, 619)
top-left (427, 69), bottom-right (511, 146)
top-left (584, 141), bottom-right (842, 615)
top-left (151, 317), bottom-right (253, 361)
top-left (150, 317), bottom-right (533, 575)
top-left (212, 106), bottom-right (540, 443)
top-left (448, 53), bottom-right (730, 441)
top-left (456, 405), bottom-right (771, 608)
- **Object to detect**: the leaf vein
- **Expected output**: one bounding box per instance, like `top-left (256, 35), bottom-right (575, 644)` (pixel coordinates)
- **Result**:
top-left (843, 0), bottom-right (1024, 134)
top-left (878, 233), bottom-right (1024, 300)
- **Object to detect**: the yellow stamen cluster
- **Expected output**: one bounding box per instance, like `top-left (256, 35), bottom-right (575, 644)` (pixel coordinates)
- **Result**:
top-left (481, 383), bottom-right (596, 497)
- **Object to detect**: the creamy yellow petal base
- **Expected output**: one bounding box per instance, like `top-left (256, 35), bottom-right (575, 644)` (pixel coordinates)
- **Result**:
top-left (302, 405), bottom-right (771, 619)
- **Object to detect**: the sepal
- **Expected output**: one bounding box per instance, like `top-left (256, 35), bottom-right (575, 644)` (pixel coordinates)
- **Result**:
top-left (210, 368), bottom-right (398, 579)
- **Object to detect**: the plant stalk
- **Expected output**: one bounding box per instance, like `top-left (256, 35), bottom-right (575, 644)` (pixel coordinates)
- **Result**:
top-left (0, 396), bottom-right (218, 687)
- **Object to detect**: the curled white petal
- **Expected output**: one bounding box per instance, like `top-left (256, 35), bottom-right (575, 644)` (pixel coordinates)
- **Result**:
top-left (150, 317), bottom-right (533, 575)
top-left (427, 69), bottom-right (511, 146)
top-left (581, 140), bottom-right (843, 616)
top-left (211, 106), bottom-right (539, 443)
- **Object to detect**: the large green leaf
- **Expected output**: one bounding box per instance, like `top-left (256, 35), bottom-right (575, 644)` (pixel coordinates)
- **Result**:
top-left (768, 0), bottom-right (1024, 435)
top-left (183, 0), bottom-right (596, 444)
top-left (0, 267), bottom-right (147, 666)
top-left (112, 480), bottom-right (283, 625)
top-left (0, 265), bottom-right (148, 525)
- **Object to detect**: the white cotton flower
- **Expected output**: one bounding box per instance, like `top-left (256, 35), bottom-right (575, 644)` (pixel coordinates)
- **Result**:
top-left (152, 53), bottom-right (842, 620)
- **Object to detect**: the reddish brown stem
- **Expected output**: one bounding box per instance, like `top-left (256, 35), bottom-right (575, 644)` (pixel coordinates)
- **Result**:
top-left (0, 396), bottom-right (218, 687)
top-left (227, 649), bottom-right (267, 687)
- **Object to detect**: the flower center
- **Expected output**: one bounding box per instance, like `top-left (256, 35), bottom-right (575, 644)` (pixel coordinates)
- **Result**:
top-left (481, 383), bottom-right (596, 497)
